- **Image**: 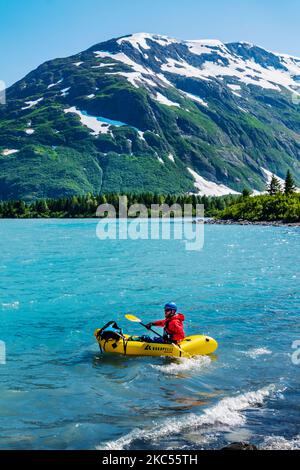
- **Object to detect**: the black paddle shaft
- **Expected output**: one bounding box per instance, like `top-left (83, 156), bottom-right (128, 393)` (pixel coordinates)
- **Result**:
top-left (140, 322), bottom-right (165, 340)
top-left (139, 319), bottom-right (188, 357)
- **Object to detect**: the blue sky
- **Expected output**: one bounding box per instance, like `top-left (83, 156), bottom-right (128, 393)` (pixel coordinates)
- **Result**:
top-left (1, 0), bottom-right (300, 86)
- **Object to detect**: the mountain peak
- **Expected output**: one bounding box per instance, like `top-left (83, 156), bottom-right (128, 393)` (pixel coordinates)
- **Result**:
top-left (187, 38), bottom-right (224, 46)
top-left (116, 32), bottom-right (180, 51)
top-left (1, 32), bottom-right (300, 200)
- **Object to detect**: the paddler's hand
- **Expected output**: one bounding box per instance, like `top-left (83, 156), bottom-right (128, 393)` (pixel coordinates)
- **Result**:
top-left (145, 323), bottom-right (153, 330)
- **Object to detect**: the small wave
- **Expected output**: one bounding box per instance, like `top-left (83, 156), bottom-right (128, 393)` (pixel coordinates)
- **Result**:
top-left (151, 356), bottom-right (211, 374)
top-left (97, 385), bottom-right (275, 450)
top-left (1, 301), bottom-right (20, 309)
top-left (245, 348), bottom-right (272, 358)
top-left (262, 435), bottom-right (300, 450)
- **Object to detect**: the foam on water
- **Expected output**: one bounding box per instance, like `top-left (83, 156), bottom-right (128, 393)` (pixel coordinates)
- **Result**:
top-left (151, 355), bottom-right (211, 374)
top-left (245, 348), bottom-right (272, 358)
top-left (262, 435), bottom-right (300, 450)
top-left (97, 385), bottom-right (275, 450)
top-left (1, 301), bottom-right (20, 309)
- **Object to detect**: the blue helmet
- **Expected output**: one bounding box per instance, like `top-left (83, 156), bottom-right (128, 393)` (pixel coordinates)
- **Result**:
top-left (164, 302), bottom-right (177, 312)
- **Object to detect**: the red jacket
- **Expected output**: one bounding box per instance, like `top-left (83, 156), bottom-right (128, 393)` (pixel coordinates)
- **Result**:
top-left (152, 313), bottom-right (185, 342)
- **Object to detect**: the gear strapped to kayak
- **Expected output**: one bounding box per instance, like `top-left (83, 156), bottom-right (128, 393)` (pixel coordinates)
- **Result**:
top-left (94, 319), bottom-right (218, 358)
top-left (94, 321), bottom-right (127, 354)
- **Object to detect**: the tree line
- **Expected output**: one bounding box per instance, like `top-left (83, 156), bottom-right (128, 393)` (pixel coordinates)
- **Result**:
top-left (220, 171), bottom-right (300, 222)
top-left (0, 170), bottom-right (298, 220)
top-left (0, 192), bottom-right (237, 218)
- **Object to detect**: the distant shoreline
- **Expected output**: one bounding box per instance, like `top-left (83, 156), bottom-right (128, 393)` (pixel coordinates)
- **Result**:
top-left (0, 217), bottom-right (299, 227)
top-left (201, 218), bottom-right (300, 227)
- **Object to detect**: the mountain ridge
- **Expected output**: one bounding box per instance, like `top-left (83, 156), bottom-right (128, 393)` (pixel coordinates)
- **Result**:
top-left (1, 32), bottom-right (300, 200)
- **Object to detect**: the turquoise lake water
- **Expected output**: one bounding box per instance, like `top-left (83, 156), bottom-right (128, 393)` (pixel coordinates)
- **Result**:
top-left (81, 110), bottom-right (138, 130)
top-left (0, 220), bottom-right (299, 450)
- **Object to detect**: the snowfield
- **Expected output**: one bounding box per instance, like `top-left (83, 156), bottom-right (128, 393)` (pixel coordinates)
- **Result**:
top-left (47, 79), bottom-right (63, 89)
top-left (154, 92), bottom-right (180, 107)
top-left (180, 91), bottom-right (209, 107)
top-left (21, 97), bottom-right (43, 110)
top-left (116, 32), bottom-right (179, 51)
top-left (261, 167), bottom-right (286, 188)
top-left (187, 167), bottom-right (240, 196)
top-left (94, 33), bottom-right (300, 97)
top-left (64, 107), bottom-right (111, 135)
top-left (1, 149), bottom-right (19, 156)
top-left (64, 107), bottom-right (145, 138)
top-left (25, 128), bottom-right (35, 135)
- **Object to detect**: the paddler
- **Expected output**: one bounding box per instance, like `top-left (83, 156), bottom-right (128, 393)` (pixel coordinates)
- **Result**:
top-left (146, 302), bottom-right (185, 344)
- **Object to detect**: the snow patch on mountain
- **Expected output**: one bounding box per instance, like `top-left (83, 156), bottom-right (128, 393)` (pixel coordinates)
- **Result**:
top-left (117, 33), bottom-right (152, 51)
top-left (187, 167), bottom-right (240, 196)
top-left (272, 52), bottom-right (300, 75)
top-left (137, 131), bottom-right (145, 141)
top-left (181, 91), bottom-right (208, 107)
top-left (94, 51), bottom-right (151, 75)
top-left (61, 87), bottom-right (71, 97)
top-left (154, 92), bottom-right (180, 107)
top-left (261, 167), bottom-right (285, 188)
top-left (155, 73), bottom-right (174, 88)
top-left (64, 107), bottom-right (145, 139)
top-left (25, 128), bottom-right (35, 135)
top-left (21, 98), bottom-right (43, 110)
top-left (227, 84), bottom-right (242, 97)
top-left (64, 107), bottom-right (111, 135)
top-left (150, 35), bottom-right (180, 48)
top-left (106, 71), bottom-right (157, 89)
top-left (161, 58), bottom-right (210, 81)
top-left (1, 149), bottom-right (19, 156)
top-left (190, 59), bottom-right (283, 91)
top-left (117, 33), bottom-right (179, 51)
top-left (94, 51), bottom-right (158, 88)
top-left (156, 38), bottom-right (300, 95)
top-left (228, 84), bottom-right (241, 91)
top-left (187, 39), bottom-right (228, 56)
top-left (94, 35), bottom-right (300, 97)
top-left (95, 63), bottom-right (117, 68)
top-left (168, 153), bottom-right (175, 163)
top-left (47, 79), bottom-right (63, 89)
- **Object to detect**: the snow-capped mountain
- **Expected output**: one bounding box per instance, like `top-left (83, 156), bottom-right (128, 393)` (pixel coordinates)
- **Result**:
top-left (1, 32), bottom-right (300, 200)
top-left (101, 33), bottom-right (300, 95)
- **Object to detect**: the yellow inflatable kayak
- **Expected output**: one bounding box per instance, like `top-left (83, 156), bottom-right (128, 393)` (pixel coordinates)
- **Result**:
top-left (94, 328), bottom-right (218, 358)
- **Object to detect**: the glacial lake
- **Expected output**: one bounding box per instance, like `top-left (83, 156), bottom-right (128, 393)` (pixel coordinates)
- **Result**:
top-left (0, 219), bottom-right (299, 450)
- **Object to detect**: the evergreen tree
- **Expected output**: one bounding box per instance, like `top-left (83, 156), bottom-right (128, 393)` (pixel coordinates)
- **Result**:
top-left (242, 188), bottom-right (252, 198)
top-left (34, 199), bottom-right (49, 216)
top-left (284, 170), bottom-right (296, 195)
top-left (267, 175), bottom-right (282, 195)
top-left (14, 200), bottom-right (27, 217)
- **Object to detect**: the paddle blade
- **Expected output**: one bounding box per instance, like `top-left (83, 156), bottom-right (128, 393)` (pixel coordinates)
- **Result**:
top-left (125, 314), bottom-right (141, 323)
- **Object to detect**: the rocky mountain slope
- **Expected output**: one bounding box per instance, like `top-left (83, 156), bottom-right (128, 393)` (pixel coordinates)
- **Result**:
top-left (1, 32), bottom-right (300, 200)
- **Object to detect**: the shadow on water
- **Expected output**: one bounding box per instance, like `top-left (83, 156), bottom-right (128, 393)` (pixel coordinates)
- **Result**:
top-left (91, 351), bottom-right (168, 369)
top-left (92, 352), bottom-right (135, 368)
top-left (91, 349), bottom-right (219, 368)
top-left (92, 352), bottom-right (218, 367)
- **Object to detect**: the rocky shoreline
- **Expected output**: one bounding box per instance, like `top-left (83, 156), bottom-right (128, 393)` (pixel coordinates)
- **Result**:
top-left (198, 219), bottom-right (300, 227)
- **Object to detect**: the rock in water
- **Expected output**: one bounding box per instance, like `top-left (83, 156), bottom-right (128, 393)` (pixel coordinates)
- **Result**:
top-left (221, 442), bottom-right (258, 450)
